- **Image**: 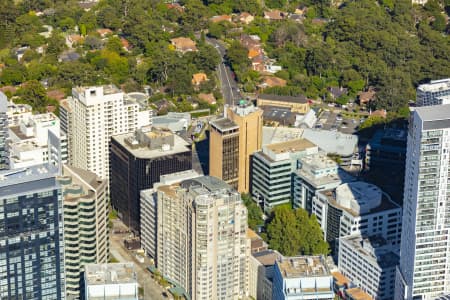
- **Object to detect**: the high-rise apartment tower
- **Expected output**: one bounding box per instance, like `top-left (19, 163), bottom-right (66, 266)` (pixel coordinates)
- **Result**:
top-left (59, 85), bottom-right (152, 179)
top-left (395, 104), bottom-right (450, 299)
top-left (59, 165), bottom-right (109, 299)
top-left (153, 175), bottom-right (250, 300)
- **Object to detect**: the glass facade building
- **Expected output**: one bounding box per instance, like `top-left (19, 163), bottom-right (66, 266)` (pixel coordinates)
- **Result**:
top-left (110, 127), bottom-right (192, 234)
top-left (0, 164), bottom-right (65, 300)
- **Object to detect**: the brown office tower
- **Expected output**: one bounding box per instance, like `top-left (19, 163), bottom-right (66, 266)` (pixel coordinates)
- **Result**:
top-left (209, 118), bottom-right (240, 189)
top-left (227, 100), bottom-right (263, 193)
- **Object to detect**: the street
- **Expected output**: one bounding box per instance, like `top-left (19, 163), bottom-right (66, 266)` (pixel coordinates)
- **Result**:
top-left (109, 220), bottom-right (167, 300)
top-left (206, 37), bottom-right (242, 106)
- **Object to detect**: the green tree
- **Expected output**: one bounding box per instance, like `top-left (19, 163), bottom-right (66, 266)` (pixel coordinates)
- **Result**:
top-left (432, 14), bottom-right (446, 32)
top-left (266, 205), bottom-right (329, 256)
top-left (241, 194), bottom-right (264, 231)
top-left (97, 5), bottom-right (122, 30)
top-left (95, 50), bottom-right (130, 83)
top-left (84, 36), bottom-right (103, 50)
top-left (46, 30), bottom-right (66, 57)
top-left (20, 32), bottom-right (46, 48)
top-left (27, 61), bottom-right (56, 81)
top-left (16, 80), bottom-right (49, 112)
top-left (194, 44), bottom-right (221, 72)
top-left (80, 24), bottom-right (87, 36)
top-left (54, 61), bottom-right (101, 87)
top-left (106, 36), bottom-right (125, 54)
top-left (226, 41), bottom-right (251, 82)
top-left (0, 1), bottom-right (19, 47)
top-left (79, 10), bottom-right (98, 33)
top-left (0, 65), bottom-right (27, 85)
top-left (207, 22), bottom-right (228, 39)
top-left (59, 17), bottom-right (76, 32)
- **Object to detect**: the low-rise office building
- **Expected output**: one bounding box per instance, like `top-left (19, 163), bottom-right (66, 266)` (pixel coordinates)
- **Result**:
top-left (301, 129), bottom-right (358, 166)
top-left (84, 263), bottom-right (138, 300)
top-left (257, 94), bottom-right (310, 114)
top-left (59, 165), bottom-right (109, 299)
top-left (252, 138), bottom-right (318, 211)
top-left (8, 112), bottom-right (67, 170)
top-left (272, 256), bottom-right (334, 300)
top-left (293, 153), bottom-right (355, 212)
top-left (312, 181), bottom-right (402, 252)
top-left (4, 101), bottom-right (33, 126)
top-left (416, 78), bottom-right (450, 107)
top-left (339, 235), bottom-right (399, 300)
top-left (110, 125), bottom-right (192, 234)
top-left (152, 112), bottom-right (191, 133)
top-left (261, 127), bottom-right (358, 166)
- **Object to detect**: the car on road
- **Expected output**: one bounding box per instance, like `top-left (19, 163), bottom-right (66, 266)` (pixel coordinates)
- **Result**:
top-left (331, 125), bottom-right (338, 131)
top-left (315, 123), bottom-right (323, 129)
top-left (336, 114), bottom-right (343, 121)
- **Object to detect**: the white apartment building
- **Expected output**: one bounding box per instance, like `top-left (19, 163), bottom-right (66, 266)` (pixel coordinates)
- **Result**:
top-left (312, 181), bottom-right (402, 251)
top-left (395, 105), bottom-right (450, 300)
top-left (416, 78), bottom-right (450, 107)
top-left (8, 111), bottom-right (67, 170)
top-left (59, 85), bottom-right (152, 179)
top-left (293, 153), bottom-right (355, 212)
top-left (84, 263), bottom-right (138, 300)
top-left (339, 234), bottom-right (399, 300)
top-left (272, 256), bottom-right (334, 300)
top-left (59, 165), bottom-right (109, 299)
top-left (145, 175), bottom-right (250, 300)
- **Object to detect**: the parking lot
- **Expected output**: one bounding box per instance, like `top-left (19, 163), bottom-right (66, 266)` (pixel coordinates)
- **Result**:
top-left (316, 109), bottom-right (366, 134)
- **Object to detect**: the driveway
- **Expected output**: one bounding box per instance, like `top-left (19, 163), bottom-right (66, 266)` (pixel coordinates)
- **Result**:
top-left (109, 221), bottom-right (167, 300)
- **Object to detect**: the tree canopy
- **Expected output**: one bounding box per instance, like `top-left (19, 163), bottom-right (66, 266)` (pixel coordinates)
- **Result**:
top-left (241, 193), bottom-right (264, 231)
top-left (266, 205), bottom-right (329, 256)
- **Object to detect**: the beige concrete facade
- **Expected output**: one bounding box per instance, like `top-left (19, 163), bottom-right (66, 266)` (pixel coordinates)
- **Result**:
top-left (155, 176), bottom-right (250, 300)
top-left (227, 102), bottom-right (263, 193)
top-left (209, 118), bottom-right (240, 189)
